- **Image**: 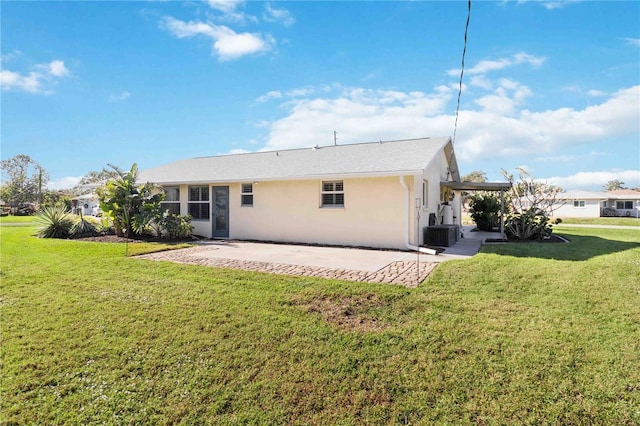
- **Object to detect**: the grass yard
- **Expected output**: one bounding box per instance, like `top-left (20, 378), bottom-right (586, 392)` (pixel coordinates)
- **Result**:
top-left (1, 225), bottom-right (639, 424)
top-left (0, 215), bottom-right (38, 224)
top-left (558, 217), bottom-right (639, 227)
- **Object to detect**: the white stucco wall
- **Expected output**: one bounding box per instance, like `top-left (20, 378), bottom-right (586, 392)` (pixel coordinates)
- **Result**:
top-left (169, 155), bottom-right (457, 249)
top-left (411, 149), bottom-right (459, 245)
top-left (553, 199), bottom-right (601, 218)
top-left (73, 196), bottom-right (100, 216)
top-left (229, 176), bottom-right (408, 249)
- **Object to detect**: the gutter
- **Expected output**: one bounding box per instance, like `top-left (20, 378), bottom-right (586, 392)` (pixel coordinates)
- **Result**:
top-left (399, 176), bottom-right (438, 255)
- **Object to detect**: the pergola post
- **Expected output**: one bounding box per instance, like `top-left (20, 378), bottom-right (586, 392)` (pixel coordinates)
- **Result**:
top-left (500, 189), bottom-right (505, 237)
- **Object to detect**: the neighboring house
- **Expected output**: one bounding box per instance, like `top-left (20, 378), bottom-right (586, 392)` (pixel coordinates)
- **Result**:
top-left (138, 137), bottom-right (463, 250)
top-left (553, 189), bottom-right (640, 218)
top-left (72, 193), bottom-right (101, 216)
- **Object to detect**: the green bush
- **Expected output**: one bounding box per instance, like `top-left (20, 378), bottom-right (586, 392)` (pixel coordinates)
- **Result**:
top-left (153, 212), bottom-right (193, 239)
top-left (469, 193), bottom-right (503, 231)
top-left (505, 208), bottom-right (560, 240)
top-left (36, 205), bottom-right (74, 238)
top-left (69, 214), bottom-right (99, 238)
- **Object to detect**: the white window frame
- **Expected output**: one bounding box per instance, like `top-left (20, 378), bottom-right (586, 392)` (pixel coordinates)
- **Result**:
top-left (616, 200), bottom-right (633, 210)
top-left (573, 200), bottom-right (586, 208)
top-left (161, 186), bottom-right (181, 215)
top-left (321, 180), bottom-right (344, 208)
top-left (241, 183), bottom-right (253, 207)
top-left (188, 186), bottom-right (210, 221)
top-left (422, 180), bottom-right (428, 208)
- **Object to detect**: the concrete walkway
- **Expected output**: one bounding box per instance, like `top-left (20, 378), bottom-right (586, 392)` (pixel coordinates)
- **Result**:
top-left (137, 226), bottom-right (493, 287)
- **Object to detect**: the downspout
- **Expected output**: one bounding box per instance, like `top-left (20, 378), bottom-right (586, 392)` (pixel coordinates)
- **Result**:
top-left (400, 176), bottom-right (438, 255)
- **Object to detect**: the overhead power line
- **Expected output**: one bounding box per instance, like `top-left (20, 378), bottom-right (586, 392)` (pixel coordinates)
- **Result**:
top-left (452, 0), bottom-right (471, 145)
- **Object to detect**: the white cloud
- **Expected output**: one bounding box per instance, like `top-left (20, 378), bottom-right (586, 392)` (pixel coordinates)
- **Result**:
top-left (515, 0), bottom-right (581, 10)
top-left (252, 79), bottom-right (638, 169)
top-left (0, 70), bottom-right (42, 93)
top-left (546, 170), bottom-right (640, 190)
top-left (455, 85), bottom-right (639, 162)
top-left (207, 0), bottom-right (244, 14)
top-left (0, 59), bottom-right (70, 94)
top-left (470, 75), bottom-right (492, 90)
top-left (474, 79), bottom-right (532, 115)
top-left (623, 37), bottom-right (640, 47)
top-left (263, 3), bottom-right (295, 26)
top-left (206, 0), bottom-right (255, 24)
top-left (109, 91), bottom-right (130, 102)
top-left (0, 49), bottom-right (23, 63)
top-left (587, 89), bottom-right (606, 97)
top-left (287, 86), bottom-right (316, 97)
top-left (448, 52), bottom-right (545, 76)
top-left (541, 1), bottom-right (577, 10)
top-left (258, 84), bottom-right (454, 151)
top-left (162, 16), bottom-right (274, 61)
top-left (256, 90), bottom-right (282, 103)
top-left (46, 60), bottom-right (70, 77)
top-left (47, 176), bottom-right (83, 190)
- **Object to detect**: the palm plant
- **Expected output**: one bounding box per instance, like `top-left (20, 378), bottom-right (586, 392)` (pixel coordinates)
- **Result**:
top-left (95, 163), bottom-right (165, 237)
top-left (36, 205), bottom-right (74, 238)
top-left (69, 212), bottom-right (99, 237)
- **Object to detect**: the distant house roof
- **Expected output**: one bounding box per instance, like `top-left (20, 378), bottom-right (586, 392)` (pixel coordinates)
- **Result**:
top-left (557, 190), bottom-right (608, 200)
top-left (139, 137), bottom-right (457, 185)
top-left (72, 192), bottom-right (97, 200)
top-left (605, 189), bottom-right (640, 199)
top-left (557, 189), bottom-right (640, 201)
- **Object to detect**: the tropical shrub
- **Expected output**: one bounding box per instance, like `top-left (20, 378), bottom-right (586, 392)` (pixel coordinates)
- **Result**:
top-left (161, 213), bottom-right (192, 239)
top-left (505, 210), bottom-right (563, 240)
top-left (502, 168), bottom-right (564, 240)
top-left (153, 212), bottom-right (193, 239)
top-left (468, 193), bottom-right (503, 231)
top-left (96, 163), bottom-right (165, 238)
top-left (69, 213), bottom-right (99, 238)
top-left (36, 205), bottom-right (74, 238)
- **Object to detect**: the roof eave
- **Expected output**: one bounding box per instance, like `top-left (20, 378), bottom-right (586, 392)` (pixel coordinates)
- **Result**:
top-left (443, 181), bottom-right (512, 191)
top-left (147, 170), bottom-right (425, 186)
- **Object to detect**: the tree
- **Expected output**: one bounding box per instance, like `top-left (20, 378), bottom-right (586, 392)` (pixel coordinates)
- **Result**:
top-left (504, 168), bottom-right (563, 215)
top-left (502, 168), bottom-right (563, 240)
top-left (0, 155), bottom-right (49, 212)
top-left (468, 193), bottom-right (502, 231)
top-left (461, 170), bottom-right (487, 183)
top-left (603, 180), bottom-right (626, 191)
top-left (460, 170), bottom-right (488, 210)
top-left (95, 163), bottom-right (165, 237)
top-left (70, 166), bottom-right (123, 196)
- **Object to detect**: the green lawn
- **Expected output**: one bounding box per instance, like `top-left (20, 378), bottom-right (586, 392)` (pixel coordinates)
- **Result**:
top-left (0, 215), bottom-right (38, 224)
top-left (558, 217), bottom-right (639, 226)
top-left (2, 225), bottom-right (639, 424)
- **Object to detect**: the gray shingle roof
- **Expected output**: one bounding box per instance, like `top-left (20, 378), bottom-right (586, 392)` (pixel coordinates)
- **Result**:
top-left (139, 137), bottom-right (452, 184)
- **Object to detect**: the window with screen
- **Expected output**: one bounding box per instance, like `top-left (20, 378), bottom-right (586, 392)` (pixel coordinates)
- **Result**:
top-left (321, 181), bottom-right (344, 207)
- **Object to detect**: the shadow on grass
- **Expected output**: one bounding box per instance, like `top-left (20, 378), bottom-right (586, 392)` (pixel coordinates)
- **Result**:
top-left (482, 233), bottom-right (640, 261)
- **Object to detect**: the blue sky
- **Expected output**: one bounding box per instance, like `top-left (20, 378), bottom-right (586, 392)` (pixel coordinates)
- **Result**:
top-left (2, 0), bottom-right (639, 191)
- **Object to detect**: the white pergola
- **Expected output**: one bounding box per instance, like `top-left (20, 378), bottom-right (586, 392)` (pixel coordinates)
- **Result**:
top-left (445, 181), bottom-right (512, 236)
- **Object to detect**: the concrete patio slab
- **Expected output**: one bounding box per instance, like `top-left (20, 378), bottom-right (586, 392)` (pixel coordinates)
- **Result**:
top-left (137, 226), bottom-right (495, 287)
top-left (192, 241), bottom-right (418, 272)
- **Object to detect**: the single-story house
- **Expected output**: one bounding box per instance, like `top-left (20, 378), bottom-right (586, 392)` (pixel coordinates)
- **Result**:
top-left (71, 193), bottom-right (101, 216)
top-left (553, 189), bottom-right (640, 218)
top-left (138, 137), bottom-right (465, 250)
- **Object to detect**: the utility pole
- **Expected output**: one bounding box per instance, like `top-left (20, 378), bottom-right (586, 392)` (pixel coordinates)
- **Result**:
top-left (38, 166), bottom-right (43, 208)
top-left (334, 131), bottom-right (338, 146)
